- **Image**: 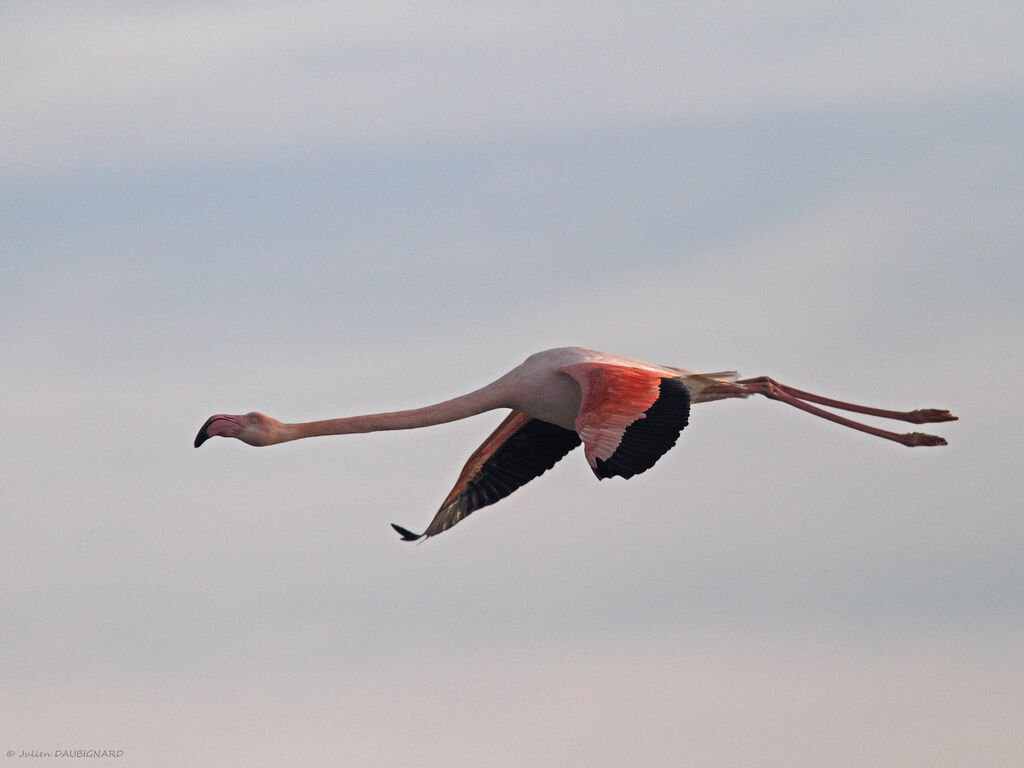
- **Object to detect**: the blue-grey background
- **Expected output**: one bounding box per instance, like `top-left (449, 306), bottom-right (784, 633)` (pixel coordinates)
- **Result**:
top-left (2, 2), bottom-right (1022, 766)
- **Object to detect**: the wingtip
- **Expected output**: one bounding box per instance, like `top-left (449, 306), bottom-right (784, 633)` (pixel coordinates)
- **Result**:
top-left (391, 523), bottom-right (424, 542)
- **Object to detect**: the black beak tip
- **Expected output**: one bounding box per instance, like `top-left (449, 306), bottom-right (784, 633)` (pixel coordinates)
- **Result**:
top-left (194, 418), bottom-right (214, 448)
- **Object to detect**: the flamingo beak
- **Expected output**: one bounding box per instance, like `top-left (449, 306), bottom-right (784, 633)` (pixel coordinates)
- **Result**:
top-left (194, 414), bottom-right (243, 447)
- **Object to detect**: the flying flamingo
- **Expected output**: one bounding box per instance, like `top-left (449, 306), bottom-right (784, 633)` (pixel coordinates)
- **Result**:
top-left (194, 347), bottom-right (956, 540)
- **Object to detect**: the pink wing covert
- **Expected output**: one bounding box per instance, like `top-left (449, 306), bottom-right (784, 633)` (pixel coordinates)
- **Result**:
top-left (560, 363), bottom-right (691, 480)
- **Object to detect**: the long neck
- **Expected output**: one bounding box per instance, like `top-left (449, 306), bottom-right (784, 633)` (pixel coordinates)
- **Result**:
top-left (276, 381), bottom-right (510, 442)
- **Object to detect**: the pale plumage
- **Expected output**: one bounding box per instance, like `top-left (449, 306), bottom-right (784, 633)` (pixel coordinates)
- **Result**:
top-left (194, 347), bottom-right (957, 540)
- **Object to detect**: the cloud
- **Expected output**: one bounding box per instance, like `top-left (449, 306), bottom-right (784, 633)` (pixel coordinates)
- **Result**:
top-left (6, 628), bottom-right (1023, 767)
top-left (3, 1), bottom-right (1019, 173)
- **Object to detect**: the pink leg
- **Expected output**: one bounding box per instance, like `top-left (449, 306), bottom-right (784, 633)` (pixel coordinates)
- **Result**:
top-left (702, 378), bottom-right (956, 447)
top-left (736, 377), bottom-right (957, 424)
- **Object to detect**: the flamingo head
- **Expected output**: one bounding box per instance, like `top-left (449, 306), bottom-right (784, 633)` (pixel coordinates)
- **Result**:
top-left (194, 412), bottom-right (280, 447)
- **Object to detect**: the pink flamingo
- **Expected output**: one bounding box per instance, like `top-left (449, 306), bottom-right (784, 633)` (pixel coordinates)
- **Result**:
top-left (194, 347), bottom-right (956, 540)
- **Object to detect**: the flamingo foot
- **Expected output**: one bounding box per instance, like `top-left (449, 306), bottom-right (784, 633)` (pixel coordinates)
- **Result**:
top-left (906, 409), bottom-right (958, 424)
top-left (900, 432), bottom-right (948, 447)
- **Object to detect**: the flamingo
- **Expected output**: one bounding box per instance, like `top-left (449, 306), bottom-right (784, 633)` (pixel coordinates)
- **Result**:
top-left (194, 347), bottom-right (957, 540)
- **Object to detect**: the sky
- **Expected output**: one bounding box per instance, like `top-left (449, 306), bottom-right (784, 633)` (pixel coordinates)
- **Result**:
top-left (2, 1), bottom-right (1023, 766)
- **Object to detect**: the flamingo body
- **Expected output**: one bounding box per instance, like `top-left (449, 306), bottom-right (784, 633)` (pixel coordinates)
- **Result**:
top-left (195, 347), bottom-right (957, 541)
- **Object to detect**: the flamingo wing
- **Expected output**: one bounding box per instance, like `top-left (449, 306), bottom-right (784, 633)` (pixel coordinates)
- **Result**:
top-left (560, 363), bottom-right (691, 480)
top-left (392, 410), bottom-right (582, 540)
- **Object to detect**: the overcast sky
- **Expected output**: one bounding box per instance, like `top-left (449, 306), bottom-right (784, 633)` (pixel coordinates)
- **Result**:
top-left (3, 2), bottom-right (1023, 766)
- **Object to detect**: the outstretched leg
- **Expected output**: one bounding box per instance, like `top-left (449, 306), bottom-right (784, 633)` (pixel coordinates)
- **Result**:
top-left (702, 378), bottom-right (957, 447)
top-left (736, 377), bottom-right (957, 424)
